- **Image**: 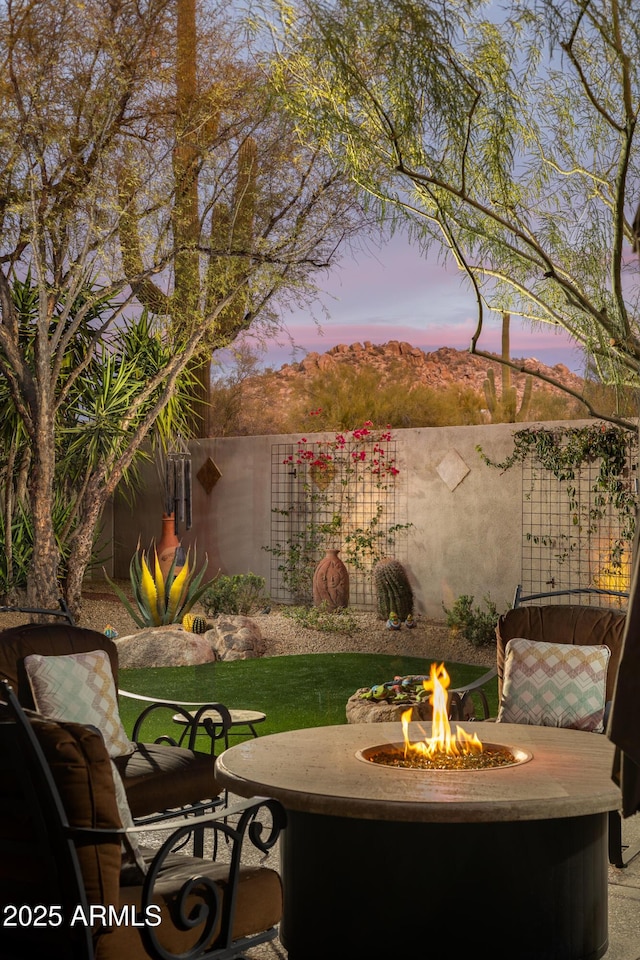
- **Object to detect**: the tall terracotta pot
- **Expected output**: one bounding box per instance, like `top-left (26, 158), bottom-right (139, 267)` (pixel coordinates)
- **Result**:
top-left (312, 548), bottom-right (349, 611)
top-left (156, 513), bottom-right (184, 581)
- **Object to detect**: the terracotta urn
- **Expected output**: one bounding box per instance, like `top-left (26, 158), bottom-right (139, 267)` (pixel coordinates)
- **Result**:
top-left (156, 513), bottom-right (184, 581)
top-left (312, 548), bottom-right (349, 611)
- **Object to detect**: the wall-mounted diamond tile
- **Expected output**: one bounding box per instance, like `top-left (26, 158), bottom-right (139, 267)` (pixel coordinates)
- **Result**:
top-left (436, 449), bottom-right (470, 491)
top-left (197, 457), bottom-right (222, 495)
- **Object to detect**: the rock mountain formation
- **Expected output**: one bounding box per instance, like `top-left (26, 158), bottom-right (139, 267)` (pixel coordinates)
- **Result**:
top-left (248, 340), bottom-right (585, 408)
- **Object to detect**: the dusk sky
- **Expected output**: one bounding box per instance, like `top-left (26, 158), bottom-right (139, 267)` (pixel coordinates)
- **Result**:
top-left (248, 231), bottom-right (587, 375)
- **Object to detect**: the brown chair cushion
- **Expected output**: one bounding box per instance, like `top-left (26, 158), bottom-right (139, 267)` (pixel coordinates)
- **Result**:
top-left (114, 742), bottom-right (219, 819)
top-left (34, 718), bottom-right (122, 913)
top-left (0, 714), bottom-right (122, 930)
top-left (96, 855), bottom-right (283, 960)
top-left (496, 605), bottom-right (626, 702)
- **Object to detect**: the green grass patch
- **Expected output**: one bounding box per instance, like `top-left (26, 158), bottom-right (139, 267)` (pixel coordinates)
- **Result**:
top-left (118, 653), bottom-right (498, 745)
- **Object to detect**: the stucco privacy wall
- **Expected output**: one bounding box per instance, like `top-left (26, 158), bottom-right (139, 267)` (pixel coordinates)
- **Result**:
top-left (112, 420), bottom-right (588, 619)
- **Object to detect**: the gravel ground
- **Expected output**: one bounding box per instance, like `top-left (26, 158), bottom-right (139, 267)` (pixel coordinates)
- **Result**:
top-left (67, 581), bottom-right (496, 669)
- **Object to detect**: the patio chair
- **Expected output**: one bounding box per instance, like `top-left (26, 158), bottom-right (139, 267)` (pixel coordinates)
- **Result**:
top-left (455, 600), bottom-right (630, 866)
top-left (0, 679), bottom-right (284, 960)
top-left (0, 621), bottom-right (231, 836)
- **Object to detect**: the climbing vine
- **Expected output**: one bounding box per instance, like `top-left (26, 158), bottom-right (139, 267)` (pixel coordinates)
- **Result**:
top-left (477, 424), bottom-right (637, 586)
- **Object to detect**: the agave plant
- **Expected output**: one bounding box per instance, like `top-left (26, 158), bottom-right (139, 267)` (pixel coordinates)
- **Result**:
top-left (106, 543), bottom-right (214, 628)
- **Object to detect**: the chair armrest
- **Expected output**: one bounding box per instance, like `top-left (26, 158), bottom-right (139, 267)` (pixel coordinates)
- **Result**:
top-left (138, 796), bottom-right (286, 960)
top-left (120, 690), bottom-right (232, 750)
top-left (449, 666), bottom-right (498, 721)
top-left (127, 795), bottom-right (279, 835)
top-left (0, 597), bottom-right (74, 625)
top-left (119, 689), bottom-right (215, 707)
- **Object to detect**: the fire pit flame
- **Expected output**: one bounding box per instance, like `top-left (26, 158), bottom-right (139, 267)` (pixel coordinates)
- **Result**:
top-left (358, 662), bottom-right (531, 771)
top-left (401, 662), bottom-right (483, 760)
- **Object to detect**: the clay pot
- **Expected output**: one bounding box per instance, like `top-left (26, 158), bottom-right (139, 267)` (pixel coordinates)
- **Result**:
top-left (312, 548), bottom-right (349, 611)
top-left (156, 513), bottom-right (184, 581)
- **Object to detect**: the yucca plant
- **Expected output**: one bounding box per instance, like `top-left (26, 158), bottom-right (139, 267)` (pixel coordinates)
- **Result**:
top-left (106, 543), bottom-right (215, 628)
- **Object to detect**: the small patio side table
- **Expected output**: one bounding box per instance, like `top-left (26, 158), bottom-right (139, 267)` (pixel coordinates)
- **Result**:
top-left (172, 708), bottom-right (266, 754)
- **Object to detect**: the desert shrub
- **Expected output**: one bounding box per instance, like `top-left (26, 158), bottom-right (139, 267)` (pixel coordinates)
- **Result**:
top-left (282, 602), bottom-right (359, 634)
top-left (286, 366), bottom-right (486, 431)
top-left (443, 593), bottom-right (505, 648)
top-left (201, 572), bottom-right (268, 616)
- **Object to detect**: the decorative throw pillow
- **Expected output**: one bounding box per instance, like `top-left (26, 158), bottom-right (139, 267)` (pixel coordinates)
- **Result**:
top-left (24, 649), bottom-right (134, 757)
top-left (498, 638), bottom-right (611, 733)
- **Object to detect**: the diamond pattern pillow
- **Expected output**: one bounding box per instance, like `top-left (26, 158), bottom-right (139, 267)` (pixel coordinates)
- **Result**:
top-left (498, 638), bottom-right (611, 733)
top-left (25, 649), bottom-right (134, 757)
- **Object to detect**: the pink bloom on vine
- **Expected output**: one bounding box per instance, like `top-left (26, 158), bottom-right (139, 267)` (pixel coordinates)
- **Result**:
top-left (363, 420), bottom-right (373, 427)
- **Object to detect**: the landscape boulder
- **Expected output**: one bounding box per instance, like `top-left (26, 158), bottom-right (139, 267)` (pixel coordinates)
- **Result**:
top-left (206, 615), bottom-right (266, 661)
top-left (116, 626), bottom-right (216, 669)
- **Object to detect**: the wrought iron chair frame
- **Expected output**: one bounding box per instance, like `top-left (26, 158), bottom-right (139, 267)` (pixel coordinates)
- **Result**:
top-left (0, 679), bottom-right (284, 960)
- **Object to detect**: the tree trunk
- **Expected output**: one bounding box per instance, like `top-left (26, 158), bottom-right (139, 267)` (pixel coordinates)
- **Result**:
top-left (26, 412), bottom-right (61, 613)
top-left (64, 469), bottom-right (119, 621)
top-left (65, 526), bottom-right (98, 623)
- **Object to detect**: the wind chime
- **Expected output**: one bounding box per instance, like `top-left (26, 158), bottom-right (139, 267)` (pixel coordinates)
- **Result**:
top-left (164, 445), bottom-right (192, 535)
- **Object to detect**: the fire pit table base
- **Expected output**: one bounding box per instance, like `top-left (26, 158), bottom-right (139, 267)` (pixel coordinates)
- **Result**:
top-left (280, 809), bottom-right (608, 960)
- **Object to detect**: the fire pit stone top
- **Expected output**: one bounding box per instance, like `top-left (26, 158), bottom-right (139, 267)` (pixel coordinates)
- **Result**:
top-left (216, 721), bottom-right (620, 824)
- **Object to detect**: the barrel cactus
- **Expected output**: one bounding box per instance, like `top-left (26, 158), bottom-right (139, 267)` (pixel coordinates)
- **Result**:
top-left (182, 612), bottom-right (208, 634)
top-left (373, 558), bottom-right (414, 622)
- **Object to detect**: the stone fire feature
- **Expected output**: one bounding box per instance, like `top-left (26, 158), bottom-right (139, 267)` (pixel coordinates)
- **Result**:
top-left (217, 721), bottom-right (620, 960)
top-left (345, 686), bottom-right (432, 723)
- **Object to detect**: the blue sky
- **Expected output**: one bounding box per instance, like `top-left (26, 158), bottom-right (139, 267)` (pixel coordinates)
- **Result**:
top-left (248, 231), bottom-right (586, 375)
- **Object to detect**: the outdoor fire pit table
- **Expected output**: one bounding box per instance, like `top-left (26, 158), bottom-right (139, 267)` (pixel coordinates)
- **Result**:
top-left (215, 721), bottom-right (621, 960)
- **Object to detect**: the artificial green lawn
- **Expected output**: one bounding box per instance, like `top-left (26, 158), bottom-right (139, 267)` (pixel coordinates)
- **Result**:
top-left (118, 653), bottom-right (498, 746)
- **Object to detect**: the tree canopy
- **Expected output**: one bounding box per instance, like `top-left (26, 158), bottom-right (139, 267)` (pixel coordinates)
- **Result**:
top-left (263, 0), bottom-right (640, 429)
top-left (0, 0), bottom-right (367, 614)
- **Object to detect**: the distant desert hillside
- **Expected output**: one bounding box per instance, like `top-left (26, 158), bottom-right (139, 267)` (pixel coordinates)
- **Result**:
top-left (239, 340), bottom-right (586, 415)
